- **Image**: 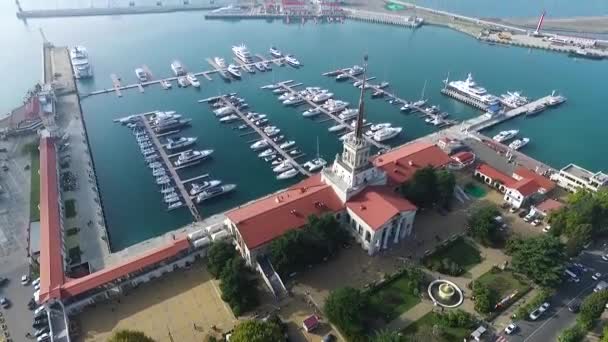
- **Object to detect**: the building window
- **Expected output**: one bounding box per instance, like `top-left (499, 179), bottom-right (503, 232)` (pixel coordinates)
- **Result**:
top-left (365, 231), bottom-right (371, 242)
top-left (358, 226), bottom-right (362, 235)
top-left (336, 213), bottom-right (341, 220)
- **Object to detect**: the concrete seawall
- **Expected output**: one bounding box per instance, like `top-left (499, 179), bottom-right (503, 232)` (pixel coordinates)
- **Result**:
top-left (17, 5), bottom-right (220, 19)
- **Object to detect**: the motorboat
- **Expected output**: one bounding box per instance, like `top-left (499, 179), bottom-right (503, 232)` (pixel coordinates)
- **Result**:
top-left (174, 149), bottom-right (214, 167)
top-left (189, 180), bottom-right (222, 196)
top-left (378, 81), bottom-right (389, 88)
top-left (323, 100), bottom-right (349, 113)
top-left (370, 123), bottom-right (391, 131)
top-left (165, 137), bottom-right (197, 151)
top-left (278, 92), bottom-right (291, 101)
top-left (262, 61), bottom-right (271, 70)
top-left (154, 119), bottom-right (192, 133)
top-left (492, 130), bottom-right (519, 143)
top-left (265, 128), bottom-right (281, 137)
top-left (312, 92), bottom-right (333, 103)
top-left (508, 138), bottom-right (530, 150)
top-left (261, 83), bottom-right (280, 90)
top-left (338, 108), bottom-right (358, 120)
top-left (569, 49), bottom-right (605, 60)
top-left (149, 162), bottom-right (162, 169)
top-left (195, 184), bottom-right (236, 203)
top-left (328, 124), bottom-right (346, 132)
top-left (214, 106), bottom-right (234, 117)
top-left (214, 57), bottom-right (227, 68)
top-left (273, 160), bottom-right (293, 173)
top-left (547, 91), bottom-right (566, 106)
top-left (271, 158), bottom-right (284, 166)
top-left (349, 65), bottom-right (364, 76)
top-left (444, 73), bottom-right (500, 107)
top-left (284, 55), bottom-right (301, 67)
top-left (171, 60), bottom-right (186, 76)
top-left (161, 80), bottom-right (172, 89)
top-left (186, 73), bottom-right (200, 88)
top-left (270, 46), bottom-right (282, 58)
top-left (303, 158), bottom-right (326, 172)
top-left (167, 201), bottom-right (183, 211)
top-left (371, 90), bottom-right (385, 98)
top-left (258, 148), bottom-right (277, 158)
top-left (336, 73), bottom-right (350, 81)
top-left (303, 108), bottom-right (322, 117)
top-left (400, 102), bottom-right (412, 111)
top-left (160, 186), bottom-right (175, 194)
top-left (232, 44), bottom-right (253, 64)
top-left (227, 64), bottom-right (242, 79)
top-left (279, 140), bottom-right (296, 149)
top-left (70, 46), bottom-right (93, 78)
top-left (254, 118), bottom-right (269, 126)
top-left (243, 64), bottom-right (255, 74)
top-left (163, 191), bottom-right (178, 201)
top-left (152, 168), bottom-right (166, 177)
top-left (219, 114), bottom-right (239, 123)
top-left (373, 127), bottom-right (402, 142)
top-left (424, 105), bottom-right (440, 114)
top-left (412, 99), bottom-right (427, 107)
top-left (277, 168), bottom-right (299, 180)
top-left (274, 88), bottom-right (289, 94)
top-left (177, 76), bottom-right (189, 87)
top-left (150, 111), bottom-right (180, 125)
top-left (156, 176), bottom-right (171, 185)
top-left (264, 155), bottom-right (277, 162)
top-left (272, 135), bottom-right (285, 143)
top-left (254, 62), bottom-right (266, 72)
top-left (526, 104), bottom-right (546, 116)
top-left (135, 68), bottom-right (148, 82)
top-left (500, 91), bottom-right (528, 108)
top-left (250, 139), bottom-right (269, 150)
top-left (262, 125), bottom-right (277, 133)
top-left (283, 96), bottom-right (305, 106)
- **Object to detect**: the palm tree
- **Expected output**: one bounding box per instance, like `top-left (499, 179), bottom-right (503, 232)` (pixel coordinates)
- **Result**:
top-left (107, 329), bottom-right (155, 342)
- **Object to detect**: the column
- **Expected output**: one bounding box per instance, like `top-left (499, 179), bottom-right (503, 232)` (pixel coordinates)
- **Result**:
top-left (383, 227), bottom-right (391, 249)
top-left (401, 215), bottom-right (410, 238)
top-left (393, 218), bottom-right (402, 244)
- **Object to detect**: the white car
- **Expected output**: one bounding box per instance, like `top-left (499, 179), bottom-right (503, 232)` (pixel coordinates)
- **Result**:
top-left (543, 225), bottom-right (551, 233)
top-left (32, 278), bottom-right (40, 287)
top-left (602, 254), bottom-right (608, 262)
top-left (539, 302), bottom-right (550, 313)
top-left (593, 272), bottom-right (602, 280)
top-left (21, 275), bottom-right (30, 285)
top-left (531, 219), bottom-right (541, 226)
top-left (505, 323), bottom-right (517, 335)
top-left (509, 207), bottom-right (517, 213)
top-left (529, 309), bottom-right (541, 320)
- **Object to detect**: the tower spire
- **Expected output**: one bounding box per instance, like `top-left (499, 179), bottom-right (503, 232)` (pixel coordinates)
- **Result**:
top-left (354, 54), bottom-right (368, 139)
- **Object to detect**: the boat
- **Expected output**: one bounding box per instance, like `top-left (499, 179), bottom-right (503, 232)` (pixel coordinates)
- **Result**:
top-left (219, 114), bottom-right (239, 123)
top-left (400, 102), bottom-right (412, 111)
top-left (254, 118), bottom-right (269, 126)
top-left (338, 108), bottom-right (358, 120)
top-left (278, 93), bottom-right (291, 101)
top-left (277, 168), bottom-right (299, 180)
top-left (149, 162), bottom-right (162, 169)
top-left (150, 111), bottom-right (180, 125)
top-left (177, 76), bottom-right (189, 87)
top-left (272, 135), bottom-right (285, 143)
top-left (373, 127), bottom-right (402, 142)
top-left (500, 91), bottom-right (528, 108)
top-left (569, 49), bottom-right (604, 60)
top-left (444, 73), bottom-right (500, 107)
top-left (413, 80), bottom-right (428, 107)
top-left (165, 137), bottom-right (197, 151)
top-left (189, 180), bottom-right (222, 196)
top-left (279, 140), bottom-right (296, 149)
top-left (69, 46), bottom-right (93, 78)
top-left (328, 124), bottom-right (346, 132)
top-left (370, 123), bottom-right (391, 131)
top-left (258, 148), bottom-right (277, 158)
top-left (349, 65), bottom-right (364, 76)
top-left (371, 90), bottom-right (385, 98)
top-left (312, 92), bottom-right (333, 103)
top-left (232, 44), bottom-right (253, 64)
top-left (156, 176), bottom-right (170, 185)
top-left (284, 55), bottom-right (301, 67)
top-left (261, 61), bottom-right (271, 70)
top-left (135, 68), bottom-right (148, 82)
top-left (214, 106), bottom-right (234, 117)
top-left (167, 201), bottom-right (183, 211)
top-left (243, 64), bottom-right (255, 74)
top-left (526, 104), bottom-right (546, 116)
top-left (171, 60), bottom-right (186, 76)
top-left (161, 186), bottom-right (175, 194)
top-left (547, 91), bottom-right (566, 106)
top-left (283, 96), bottom-right (305, 106)
top-left (174, 149), bottom-right (214, 167)
top-left (214, 57), bottom-right (227, 68)
top-left (227, 64), bottom-right (242, 79)
top-left (163, 191), bottom-right (178, 201)
top-left (304, 158), bottom-right (327, 172)
top-left (152, 168), bottom-right (166, 177)
top-left (378, 81), bottom-right (389, 89)
top-left (323, 100), bottom-right (349, 113)
top-left (265, 128), bottom-right (281, 137)
top-left (250, 139), bottom-right (269, 150)
top-left (271, 158), bottom-right (283, 166)
top-left (154, 119), bottom-right (192, 133)
top-left (186, 73), bottom-right (200, 88)
top-left (302, 108), bottom-right (321, 117)
top-left (195, 184), bottom-right (236, 203)
top-left (274, 88), bottom-right (289, 95)
top-left (508, 138), bottom-right (530, 150)
top-left (336, 73), bottom-right (350, 81)
top-left (492, 130), bottom-right (519, 143)
top-left (254, 62), bottom-right (266, 72)
top-left (161, 80), bottom-right (172, 89)
top-left (270, 46), bottom-right (282, 58)
top-left (353, 79), bottom-right (366, 87)
top-left (273, 160), bottom-right (293, 173)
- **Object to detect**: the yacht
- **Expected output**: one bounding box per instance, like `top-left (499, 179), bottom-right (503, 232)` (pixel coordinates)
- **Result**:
top-left (303, 108), bottom-right (322, 117)
top-left (70, 46), bottom-right (93, 78)
top-left (135, 68), bottom-right (148, 82)
top-left (174, 149), bottom-right (214, 167)
top-left (186, 74), bottom-right (200, 88)
top-left (214, 106), bottom-right (234, 117)
top-left (349, 65), bottom-right (364, 76)
top-left (160, 186), bottom-right (176, 195)
top-left (526, 104), bottom-right (546, 116)
top-left (154, 118), bottom-right (192, 133)
top-left (255, 118), bottom-right (269, 126)
top-left (189, 180), bottom-right (222, 196)
top-left (157, 177), bottom-right (171, 185)
top-left (312, 92), bottom-right (333, 103)
top-left (232, 44), bottom-right (254, 64)
top-left (195, 184), bottom-right (236, 203)
top-left (250, 139), bottom-right (269, 150)
top-left (400, 102), bottom-right (412, 111)
top-left (303, 158), bottom-right (327, 172)
top-left (272, 135), bottom-right (285, 143)
top-left (269, 46), bottom-right (282, 58)
top-left (412, 99), bottom-right (427, 107)
top-left (444, 73), bottom-right (500, 107)
top-left (279, 140), bottom-right (296, 149)
top-left (150, 111), bottom-right (180, 124)
top-left (271, 158), bottom-right (284, 166)
top-left (242, 64), bottom-right (255, 74)
top-left (165, 137), bottom-right (197, 151)
top-left (373, 127), bottom-right (402, 142)
top-left (219, 114), bottom-right (239, 123)
top-left (338, 108), bottom-right (358, 120)
top-left (261, 83), bottom-right (280, 90)
top-left (378, 81), bottom-right (389, 89)
top-left (167, 201), bottom-right (183, 211)
top-left (254, 62), bottom-right (266, 72)
top-left (323, 100), bottom-right (349, 113)
top-left (171, 60), bottom-right (186, 76)
top-left (492, 130), bottom-right (519, 143)
top-left (265, 128), bottom-right (281, 137)
top-left (277, 168), bottom-right (299, 180)
top-left (547, 91), bottom-right (566, 106)
top-left (177, 76), bottom-right (189, 87)
top-left (263, 155), bottom-right (277, 162)
top-left (214, 57), bottom-right (227, 68)
top-left (569, 49), bottom-right (604, 60)
top-left (227, 64), bottom-right (242, 79)
top-left (262, 61), bottom-right (271, 71)
top-left (258, 148), bottom-right (277, 158)
top-left (328, 124), bottom-right (346, 132)
top-left (370, 123), bottom-right (391, 131)
top-left (371, 90), bottom-right (385, 98)
top-left (500, 91), bottom-right (528, 108)
top-left (283, 96), bottom-right (305, 106)
top-left (336, 73), bottom-right (350, 81)
top-left (273, 160), bottom-right (293, 173)
top-left (278, 93), bottom-right (291, 101)
top-left (508, 138), bottom-right (530, 150)
top-left (152, 168), bottom-right (166, 177)
top-left (161, 80), bottom-right (172, 89)
top-left (284, 55), bottom-right (301, 68)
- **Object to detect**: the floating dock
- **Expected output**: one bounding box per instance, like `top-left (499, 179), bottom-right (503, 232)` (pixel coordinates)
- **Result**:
top-left (469, 95), bottom-right (556, 131)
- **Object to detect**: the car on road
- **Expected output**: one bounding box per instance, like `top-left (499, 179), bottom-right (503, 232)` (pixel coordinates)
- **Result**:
top-left (573, 263), bottom-right (588, 273)
top-left (35, 327), bottom-right (49, 337)
top-left (529, 309), bottom-right (542, 321)
top-left (539, 302), bottom-right (550, 313)
top-left (505, 323), bottom-right (517, 335)
top-left (593, 272), bottom-right (602, 280)
top-left (543, 225), bottom-right (551, 233)
top-left (602, 254), bottom-right (608, 262)
top-left (21, 274), bottom-right (30, 285)
top-left (568, 302), bottom-right (580, 313)
top-left (0, 277), bottom-right (7, 286)
top-left (32, 277), bottom-right (40, 287)
top-left (322, 334), bottom-right (337, 342)
top-left (531, 219), bottom-right (541, 226)
top-left (0, 297), bottom-right (10, 309)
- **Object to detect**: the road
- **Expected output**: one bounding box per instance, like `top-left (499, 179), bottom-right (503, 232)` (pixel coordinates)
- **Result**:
top-left (496, 246), bottom-right (608, 342)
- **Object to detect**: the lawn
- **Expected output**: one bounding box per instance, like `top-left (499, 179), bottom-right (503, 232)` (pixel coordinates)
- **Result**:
top-left (476, 269), bottom-right (530, 299)
top-left (29, 150), bottom-right (40, 222)
top-left (368, 273), bottom-right (421, 322)
top-left (401, 312), bottom-right (470, 342)
top-left (464, 182), bottom-right (487, 199)
top-left (64, 199), bottom-right (77, 218)
top-left (424, 238), bottom-right (482, 272)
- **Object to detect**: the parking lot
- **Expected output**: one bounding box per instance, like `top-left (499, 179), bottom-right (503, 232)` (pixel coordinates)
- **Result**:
top-left (77, 264), bottom-right (237, 342)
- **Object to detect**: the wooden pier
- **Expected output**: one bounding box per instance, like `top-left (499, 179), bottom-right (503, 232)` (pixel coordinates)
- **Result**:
top-left (139, 115), bottom-right (201, 221)
top-left (217, 95), bottom-right (312, 177)
top-left (468, 96), bottom-right (555, 132)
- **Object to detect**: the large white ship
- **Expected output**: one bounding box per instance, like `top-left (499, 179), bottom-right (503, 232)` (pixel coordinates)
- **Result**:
top-left (232, 44), bottom-right (253, 64)
top-left (445, 73), bottom-right (499, 107)
top-left (69, 46), bottom-right (93, 79)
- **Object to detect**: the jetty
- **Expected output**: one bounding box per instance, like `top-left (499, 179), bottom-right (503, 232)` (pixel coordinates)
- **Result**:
top-left (343, 9), bottom-right (423, 28)
top-left (16, 4), bottom-right (221, 19)
top-left (467, 96), bottom-right (556, 131)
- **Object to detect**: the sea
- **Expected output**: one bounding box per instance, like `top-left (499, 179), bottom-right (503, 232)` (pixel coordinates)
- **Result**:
top-left (2, 0), bottom-right (607, 250)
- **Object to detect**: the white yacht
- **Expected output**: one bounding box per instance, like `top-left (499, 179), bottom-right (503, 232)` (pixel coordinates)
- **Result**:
top-left (349, 65), bottom-right (364, 76)
top-left (400, 102), bottom-right (413, 111)
top-left (284, 55), bottom-right (301, 67)
top-left (214, 106), bottom-right (234, 117)
top-left (526, 104), bottom-right (546, 116)
top-left (232, 44), bottom-right (253, 64)
top-left (219, 114), bottom-right (239, 123)
top-left (500, 91), bottom-right (528, 108)
top-left (135, 68), bottom-right (148, 82)
top-left (547, 91), bottom-right (567, 106)
top-left (171, 60), bottom-right (186, 76)
top-left (195, 184), bottom-right (236, 203)
top-left (279, 140), bottom-right (296, 149)
top-left (161, 80), bottom-right (172, 89)
top-left (165, 137), bottom-right (197, 151)
top-left (269, 46), bottom-right (282, 58)
top-left (69, 46), bottom-right (93, 78)
top-left (273, 160), bottom-right (293, 173)
top-left (264, 127), bottom-right (281, 137)
top-left (303, 158), bottom-right (327, 172)
top-left (227, 64), bottom-right (242, 79)
top-left (508, 138), bottom-right (530, 150)
top-left (258, 148), bottom-right (277, 158)
top-left (186, 73), bottom-right (200, 88)
top-left (250, 139), bottom-right (269, 150)
top-left (445, 73), bottom-right (499, 106)
top-left (492, 130), bottom-right (519, 143)
top-left (312, 92), bottom-right (333, 103)
top-left (214, 57), bottom-right (227, 68)
top-left (323, 100), bottom-right (349, 113)
top-left (177, 76), bottom-right (189, 87)
top-left (277, 168), bottom-right (299, 180)
top-left (339, 108), bottom-right (358, 121)
top-left (328, 124), bottom-right (346, 132)
top-left (189, 180), bottom-right (222, 196)
top-left (373, 127), bottom-right (402, 142)
top-left (302, 108), bottom-right (321, 117)
top-left (283, 96), bottom-right (305, 106)
top-left (370, 123), bottom-right (391, 131)
top-left (412, 99), bottom-right (427, 107)
top-left (167, 201), bottom-right (183, 211)
top-left (174, 149), bottom-right (214, 167)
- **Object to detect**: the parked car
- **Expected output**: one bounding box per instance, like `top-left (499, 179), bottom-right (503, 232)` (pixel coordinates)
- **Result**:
top-left (0, 277), bottom-right (8, 286)
top-left (0, 297), bottom-right (10, 309)
top-left (602, 254), bottom-right (608, 262)
top-left (593, 272), bottom-right (603, 281)
top-left (35, 327), bottom-right (50, 337)
top-left (539, 302), bottom-right (550, 313)
top-left (21, 274), bottom-right (30, 285)
top-left (543, 225), bottom-right (551, 233)
top-left (504, 323), bottom-right (517, 335)
top-left (518, 210), bottom-right (528, 218)
top-left (322, 334), bottom-right (337, 342)
top-left (531, 219), bottom-right (541, 226)
top-left (529, 309), bottom-right (541, 320)
top-left (509, 207), bottom-right (517, 213)
top-left (568, 302), bottom-right (580, 313)
top-left (31, 277), bottom-right (40, 287)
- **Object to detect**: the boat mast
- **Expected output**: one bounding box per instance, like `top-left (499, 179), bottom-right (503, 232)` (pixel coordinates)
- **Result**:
top-left (420, 79), bottom-right (427, 101)
top-left (354, 54), bottom-right (368, 139)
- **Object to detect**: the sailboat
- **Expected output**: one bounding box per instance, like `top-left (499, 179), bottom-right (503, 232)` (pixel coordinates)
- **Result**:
top-left (303, 136), bottom-right (326, 172)
top-left (412, 80), bottom-right (428, 107)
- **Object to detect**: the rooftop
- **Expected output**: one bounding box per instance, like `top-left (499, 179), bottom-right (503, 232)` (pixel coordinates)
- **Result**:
top-left (534, 198), bottom-right (564, 214)
top-left (562, 163), bottom-right (599, 182)
top-left (510, 178), bottom-right (540, 197)
top-left (345, 186), bottom-right (416, 231)
top-left (475, 163), bottom-right (516, 187)
top-left (514, 166), bottom-right (555, 192)
top-left (452, 151), bottom-right (475, 164)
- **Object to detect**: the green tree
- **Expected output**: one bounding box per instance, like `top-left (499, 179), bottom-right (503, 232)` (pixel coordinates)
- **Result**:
top-left (438, 309), bottom-right (475, 329)
top-left (230, 320), bottom-right (283, 342)
top-left (601, 324), bottom-right (608, 342)
top-left (472, 282), bottom-right (495, 314)
top-left (509, 235), bottom-right (566, 287)
top-left (467, 205), bottom-right (501, 246)
top-left (324, 287), bottom-right (369, 339)
top-left (558, 325), bottom-right (585, 342)
top-left (579, 290), bottom-right (608, 324)
top-left (436, 169), bottom-right (456, 210)
top-left (107, 330), bottom-right (155, 342)
top-left (371, 330), bottom-right (401, 342)
top-left (400, 166), bottom-right (438, 208)
top-left (219, 258), bottom-right (258, 316)
top-left (207, 241), bottom-right (237, 278)
top-left (565, 224), bottom-right (593, 257)
top-left (549, 188), bottom-right (608, 239)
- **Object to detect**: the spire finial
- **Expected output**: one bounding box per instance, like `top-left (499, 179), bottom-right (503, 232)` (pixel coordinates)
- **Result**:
top-left (354, 54), bottom-right (368, 139)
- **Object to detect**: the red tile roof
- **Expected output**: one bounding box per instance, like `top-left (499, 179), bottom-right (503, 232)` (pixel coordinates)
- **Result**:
top-left (452, 151), bottom-right (475, 164)
top-left (534, 198), bottom-right (564, 214)
top-left (372, 142), bottom-right (452, 185)
top-left (302, 315), bottom-right (319, 332)
top-left (226, 174), bottom-right (344, 250)
top-left (61, 236), bottom-right (191, 298)
top-left (346, 186), bottom-right (417, 231)
top-left (514, 167), bottom-right (556, 193)
top-left (475, 164), bottom-right (516, 187)
top-left (510, 178), bottom-right (540, 197)
top-left (38, 137), bottom-right (65, 303)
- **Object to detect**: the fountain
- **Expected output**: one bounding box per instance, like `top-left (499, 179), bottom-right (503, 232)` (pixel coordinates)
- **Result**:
top-left (427, 279), bottom-right (463, 308)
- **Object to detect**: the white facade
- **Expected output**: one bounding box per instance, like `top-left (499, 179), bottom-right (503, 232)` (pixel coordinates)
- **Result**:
top-left (504, 188), bottom-right (526, 209)
top-left (345, 208), bottom-right (415, 255)
top-left (552, 163), bottom-right (608, 193)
